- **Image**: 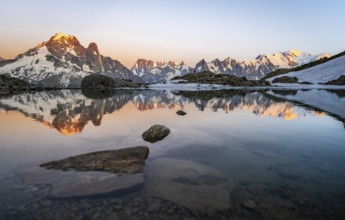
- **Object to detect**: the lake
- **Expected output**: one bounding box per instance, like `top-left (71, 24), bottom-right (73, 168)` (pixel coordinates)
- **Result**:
top-left (1, 88), bottom-right (345, 220)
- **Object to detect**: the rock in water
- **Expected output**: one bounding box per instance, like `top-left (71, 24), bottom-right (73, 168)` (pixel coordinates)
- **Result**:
top-left (40, 146), bottom-right (149, 175)
top-left (142, 124), bottom-right (170, 143)
top-left (176, 110), bottom-right (187, 116)
top-left (144, 158), bottom-right (233, 214)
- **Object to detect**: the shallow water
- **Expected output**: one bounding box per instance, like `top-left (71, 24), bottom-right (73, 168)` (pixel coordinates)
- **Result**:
top-left (0, 89), bottom-right (345, 220)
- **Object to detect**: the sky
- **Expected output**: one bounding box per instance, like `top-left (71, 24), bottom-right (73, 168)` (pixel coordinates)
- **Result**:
top-left (1, 0), bottom-right (345, 67)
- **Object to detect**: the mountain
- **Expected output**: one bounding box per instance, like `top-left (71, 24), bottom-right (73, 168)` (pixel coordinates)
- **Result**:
top-left (267, 52), bottom-right (345, 84)
top-left (131, 59), bottom-right (193, 83)
top-left (194, 50), bottom-right (331, 80)
top-left (0, 33), bottom-right (144, 88)
top-left (0, 57), bottom-right (4, 61)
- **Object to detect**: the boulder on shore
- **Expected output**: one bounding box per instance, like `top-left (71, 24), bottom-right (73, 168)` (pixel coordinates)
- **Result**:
top-left (142, 124), bottom-right (170, 143)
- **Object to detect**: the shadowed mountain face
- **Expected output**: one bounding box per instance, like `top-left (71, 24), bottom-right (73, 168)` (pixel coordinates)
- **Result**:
top-left (0, 89), bottom-right (343, 135)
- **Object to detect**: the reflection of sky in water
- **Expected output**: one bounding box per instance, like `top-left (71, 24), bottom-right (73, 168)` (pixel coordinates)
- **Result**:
top-left (0, 89), bottom-right (344, 174)
top-left (0, 89), bottom-right (345, 218)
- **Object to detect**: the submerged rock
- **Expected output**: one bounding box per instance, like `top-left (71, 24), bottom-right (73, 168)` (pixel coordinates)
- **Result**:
top-left (142, 124), bottom-right (170, 143)
top-left (24, 146), bottom-right (150, 198)
top-left (176, 110), bottom-right (187, 116)
top-left (144, 158), bottom-right (233, 214)
top-left (24, 170), bottom-right (145, 198)
top-left (40, 146), bottom-right (149, 175)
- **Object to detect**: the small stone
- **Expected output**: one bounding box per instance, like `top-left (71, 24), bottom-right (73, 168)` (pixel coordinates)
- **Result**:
top-left (242, 199), bottom-right (256, 210)
top-left (114, 205), bottom-right (123, 211)
top-left (176, 110), bottom-right (187, 116)
top-left (92, 212), bottom-right (101, 220)
top-left (107, 213), bottom-right (118, 220)
top-left (132, 207), bottom-right (139, 214)
top-left (147, 202), bottom-right (161, 212)
top-left (167, 208), bottom-right (175, 214)
top-left (207, 208), bottom-right (216, 216)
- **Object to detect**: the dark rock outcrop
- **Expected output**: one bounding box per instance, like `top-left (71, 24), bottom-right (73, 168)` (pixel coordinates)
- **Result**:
top-left (323, 75), bottom-right (345, 85)
top-left (180, 71), bottom-right (269, 86)
top-left (40, 146), bottom-right (149, 175)
top-left (81, 74), bottom-right (140, 89)
top-left (272, 76), bottom-right (298, 84)
top-left (0, 74), bottom-right (31, 95)
top-left (142, 124), bottom-right (170, 143)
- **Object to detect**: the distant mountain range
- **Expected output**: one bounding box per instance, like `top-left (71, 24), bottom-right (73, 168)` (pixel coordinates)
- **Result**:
top-left (0, 33), bottom-right (332, 85)
top-left (128, 50), bottom-right (330, 82)
top-left (131, 59), bottom-right (193, 83)
top-left (194, 50), bottom-right (330, 80)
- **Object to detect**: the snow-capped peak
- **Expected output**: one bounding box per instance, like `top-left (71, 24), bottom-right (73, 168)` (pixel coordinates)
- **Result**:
top-left (285, 49), bottom-right (302, 57)
top-left (0, 33), bottom-right (144, 87)
top-left (194, 50), bottom-right (331, 79)
top-left (131, 58), bottom-right (193, 83)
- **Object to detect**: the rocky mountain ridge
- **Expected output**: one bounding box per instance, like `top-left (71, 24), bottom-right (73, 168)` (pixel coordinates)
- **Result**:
top-left (130, 50), bottom-right (330, 82)
top-left (0, 33), bottom-right (144, 88)
top-left (131, 59), bottom-right (192, 83)
top-left (193, 50), bottom-right (331, 80)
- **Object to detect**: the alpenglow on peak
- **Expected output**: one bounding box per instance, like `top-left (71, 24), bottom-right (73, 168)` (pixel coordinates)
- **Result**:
top-left (51, 32), bottom-right (76, 41)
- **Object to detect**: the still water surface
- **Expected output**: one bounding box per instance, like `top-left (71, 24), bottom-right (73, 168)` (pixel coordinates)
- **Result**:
top-left (0, 89), bottom-right (345, 220)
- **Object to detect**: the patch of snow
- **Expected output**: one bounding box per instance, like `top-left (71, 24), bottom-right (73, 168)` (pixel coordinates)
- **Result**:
top-left (82, 64), bottom-right (91, 72)
top-left (268, 55), bottom-right (345, 84)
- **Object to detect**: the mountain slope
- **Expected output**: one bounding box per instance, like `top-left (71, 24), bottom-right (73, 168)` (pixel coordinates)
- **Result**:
top-left (194, 50), bottom-right (331, 80)
top-left (267, 53), bottom-right (345, 84)
top-left (131, 59), bottom-right (192, 83)
top-left (0, 33), bottom-right (144, 88)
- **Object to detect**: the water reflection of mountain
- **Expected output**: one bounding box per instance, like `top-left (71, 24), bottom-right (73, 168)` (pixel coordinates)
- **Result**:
top-left (0, 89), bottom-right (341, 135)
top-left (173, 90), bottom-right (306, 120)
top-left (267, 89), bottom-right (345, 127)
top-left (0, 90), bottom-right (134, 135)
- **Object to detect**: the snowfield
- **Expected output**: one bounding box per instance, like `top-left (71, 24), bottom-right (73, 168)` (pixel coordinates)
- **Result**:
top-left (268, 55), bottom-right (345, 84)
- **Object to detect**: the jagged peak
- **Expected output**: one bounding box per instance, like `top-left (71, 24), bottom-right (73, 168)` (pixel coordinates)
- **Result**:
top-left (87, 42), bottom-right (99, 51)
top-left (47, 32), bottom-right (80, 46)
top-left (212, 58), bottom-right (221, 63)
top-left (197, 58), bottom-right (207, 64)
top-left (168, 61), bottom-right (177, 66)
top-left (52, 32), bottom-right (76, 41)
